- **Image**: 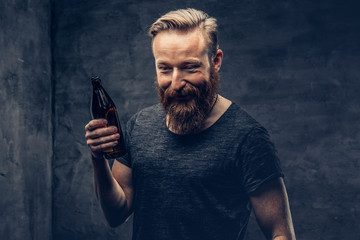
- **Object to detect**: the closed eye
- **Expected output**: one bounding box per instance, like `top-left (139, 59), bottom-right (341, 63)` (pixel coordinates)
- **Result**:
top-left (183, 64), bottom-right (200, 72)
top-left (158, 66), bottom-right (172, 73)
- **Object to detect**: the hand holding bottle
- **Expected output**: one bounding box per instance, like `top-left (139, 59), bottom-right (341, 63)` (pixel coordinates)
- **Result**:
top-left (85, 119), bottom-right (121, 159)
top-left (89, 77), bottom-right (126, 158)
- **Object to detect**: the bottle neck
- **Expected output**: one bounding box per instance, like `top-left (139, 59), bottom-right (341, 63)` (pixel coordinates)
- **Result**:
top-left (91, 77), bottom-right (101, 87)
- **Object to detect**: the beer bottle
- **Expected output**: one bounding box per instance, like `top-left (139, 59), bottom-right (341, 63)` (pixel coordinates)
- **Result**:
top-left (91, 76), bottom-right (126, 158)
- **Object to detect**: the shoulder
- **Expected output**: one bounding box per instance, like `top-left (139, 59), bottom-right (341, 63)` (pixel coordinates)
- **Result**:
top-left (126, 104), bottom-right (164, 131)
top-left (224, 102), bottom-right (263, 131)
top-left (130, 104), bottom-right (163, 122)
top-left (219, 102), bottom-right (277, 149)
top-left (227, 104), bottom-right (278, 157)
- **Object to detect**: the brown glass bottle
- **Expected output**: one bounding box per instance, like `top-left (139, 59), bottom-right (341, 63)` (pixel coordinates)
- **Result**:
top-left (91, 77), bottom-right (126, 158)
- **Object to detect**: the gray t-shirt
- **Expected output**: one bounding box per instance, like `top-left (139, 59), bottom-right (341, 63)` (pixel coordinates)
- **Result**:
top-left (117, 103), bottom-right (283, 240)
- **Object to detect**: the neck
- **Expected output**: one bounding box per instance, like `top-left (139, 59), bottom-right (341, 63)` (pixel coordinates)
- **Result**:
top-left (202, 94), bottom-right (232, 130)
top-left (206, 94), bottom-right (219, 117)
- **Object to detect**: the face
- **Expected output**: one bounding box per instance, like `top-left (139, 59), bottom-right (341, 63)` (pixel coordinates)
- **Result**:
top-left (153, 29), bottom-right (212, 91)
top-left (152, 29), bottom-right (223, 135)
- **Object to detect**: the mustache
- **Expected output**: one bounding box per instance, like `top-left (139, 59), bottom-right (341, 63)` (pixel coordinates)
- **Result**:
top-left (162, 83), bottom-right (202, 103)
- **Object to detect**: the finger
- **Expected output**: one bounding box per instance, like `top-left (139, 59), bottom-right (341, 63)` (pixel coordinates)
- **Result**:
top-left (85, 119), bottom-right (108, 131)
top-left (87, 133), bottom-right (120, 146)
top-left (85, 126), bottom-right (118, 140)
top-left (89, 140), bottom-right (118, 153)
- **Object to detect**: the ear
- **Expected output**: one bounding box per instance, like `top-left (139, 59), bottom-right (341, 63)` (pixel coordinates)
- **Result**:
top-left (212, 49), bottom-right (223, 73)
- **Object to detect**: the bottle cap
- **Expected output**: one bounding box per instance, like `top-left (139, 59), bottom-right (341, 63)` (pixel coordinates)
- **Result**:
top-left (91, 76), bottom-right (101, 85)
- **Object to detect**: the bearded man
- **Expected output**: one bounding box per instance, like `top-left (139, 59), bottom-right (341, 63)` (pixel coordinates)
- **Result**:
top-left (85, 8), bottom-right (296, 240)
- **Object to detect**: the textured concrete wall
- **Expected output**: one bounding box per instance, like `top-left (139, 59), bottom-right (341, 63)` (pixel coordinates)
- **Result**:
top-left (0, 0), bottom-right (52, 240)
top-left (51, 0), bottom-right (359, 240)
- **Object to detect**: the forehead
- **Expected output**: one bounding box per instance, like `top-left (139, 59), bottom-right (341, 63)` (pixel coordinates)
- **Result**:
top-left (152, 29), bottom-right (208, 61)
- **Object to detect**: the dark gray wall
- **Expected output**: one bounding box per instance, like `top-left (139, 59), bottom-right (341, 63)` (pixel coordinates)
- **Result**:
top-left (0, 0), bottom-right (52, 240)
top-left (1, 0), bottom-right (359, 239)
top-left (52, 1), bottom-right (360, 240)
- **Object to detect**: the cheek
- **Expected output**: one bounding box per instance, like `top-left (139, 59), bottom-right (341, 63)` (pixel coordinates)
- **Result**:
top-left (187, 72), bottom-right (210, 86)
top-left (157, 74), bottom-right (171, 89)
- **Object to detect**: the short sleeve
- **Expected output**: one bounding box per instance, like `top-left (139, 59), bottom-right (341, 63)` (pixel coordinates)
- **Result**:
top-left (240, 126), bottom-right (284, 194)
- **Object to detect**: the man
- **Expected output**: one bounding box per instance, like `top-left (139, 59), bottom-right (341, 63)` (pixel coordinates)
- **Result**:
top-left (85, 8), bottom-right (296, 240)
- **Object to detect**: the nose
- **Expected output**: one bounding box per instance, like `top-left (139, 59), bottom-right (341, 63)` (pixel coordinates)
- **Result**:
top-left (171, 68), bottom-right (186, 91)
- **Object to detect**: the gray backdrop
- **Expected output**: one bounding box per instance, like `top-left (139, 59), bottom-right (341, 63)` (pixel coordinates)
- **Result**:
top-left (1, 0), bottom-right (359, 239)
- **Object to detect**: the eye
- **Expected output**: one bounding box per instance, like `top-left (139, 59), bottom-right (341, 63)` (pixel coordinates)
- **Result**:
top-left (158, 66), bottom-right (172, 73)
top-left (183, 64), bottom-right (200, 73)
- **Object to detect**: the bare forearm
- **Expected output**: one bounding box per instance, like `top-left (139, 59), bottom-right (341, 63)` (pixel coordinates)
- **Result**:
top-left (91, 155), bottom-right (130, 226)
top-left (250, 178), bottom-right (296, 240)
top-left (270, 217), bottom-right (296, 240)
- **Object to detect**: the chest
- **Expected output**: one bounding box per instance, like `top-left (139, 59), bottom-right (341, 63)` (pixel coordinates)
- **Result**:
top-left (129, 126), bottom-right (244, 191)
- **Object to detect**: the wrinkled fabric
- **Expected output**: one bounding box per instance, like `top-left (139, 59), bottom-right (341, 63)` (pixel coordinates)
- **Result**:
top-left (117, 103), bottom-right (283, 240)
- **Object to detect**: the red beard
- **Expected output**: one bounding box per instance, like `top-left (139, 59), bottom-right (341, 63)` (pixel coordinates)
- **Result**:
top-left (157, 67), bottom-right (220, 135)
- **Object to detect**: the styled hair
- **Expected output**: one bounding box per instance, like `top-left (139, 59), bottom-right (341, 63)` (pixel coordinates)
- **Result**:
top-left (149, 8), bottom-right (219, 59)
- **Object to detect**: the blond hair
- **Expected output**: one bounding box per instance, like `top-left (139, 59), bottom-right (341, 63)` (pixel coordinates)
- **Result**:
top-left (149, 8), bottom-right (219, 58)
